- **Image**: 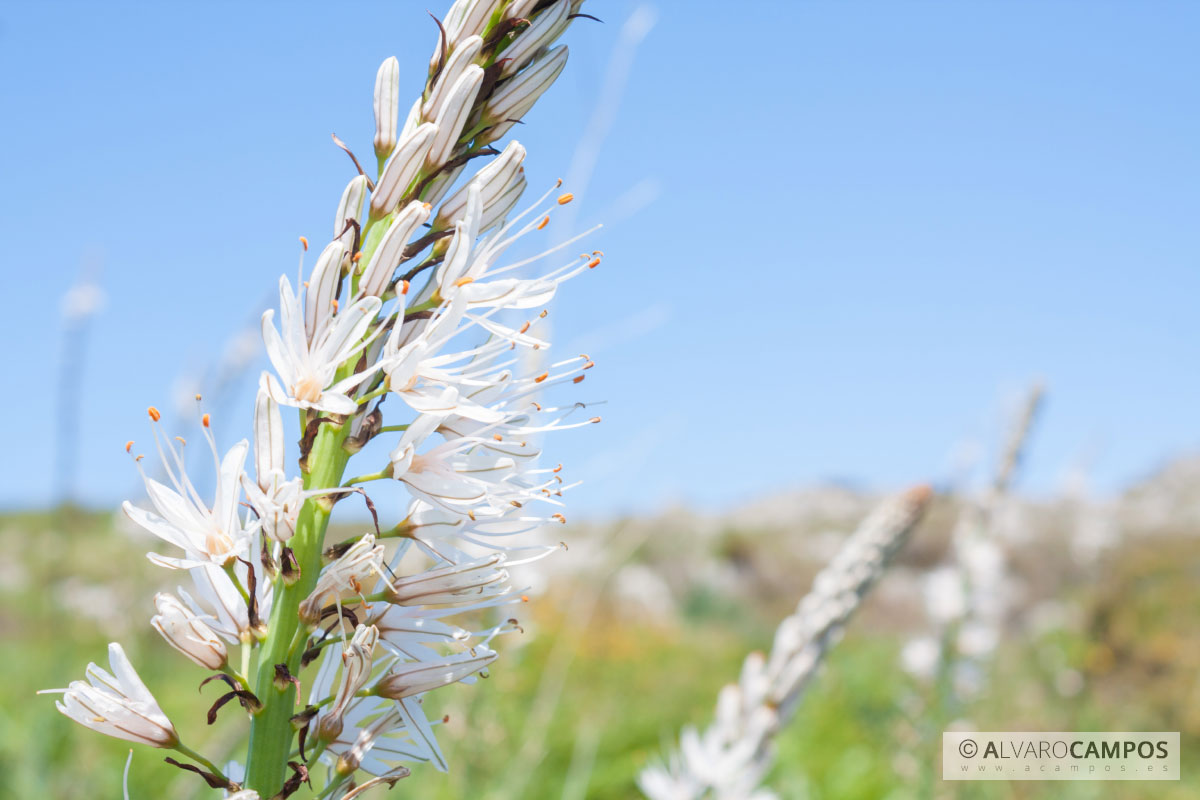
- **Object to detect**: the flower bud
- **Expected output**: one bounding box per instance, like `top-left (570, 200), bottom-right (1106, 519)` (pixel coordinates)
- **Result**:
top-left (334, 174), bottom-right (369, 255)
top-left (371, 123), bottom-right (438, 218)
top-left (427, 65), bottom-right (485, 170)
top-left (305, 240), bottom-right (348, 344)
top-left (435, 140), bottom-right (526, 228)
top-left (374, 57), bottom-right (401, 161)
top-left (479, 172), bottom-right (526, 232)
top-left (499, 0), bottom-right (570, 78)
top-left (423, 36), bottom-right (484, 121)
top-left (359, 201), bottom-right (432, 298)
top-left (253, 387), bottom-right (284, 493)
top-left (483, 46), bottom-right (568, 142)
top-left (151, 593), bottom-right (228, 670)
top-left (373, 647), bottom-right (497, 700)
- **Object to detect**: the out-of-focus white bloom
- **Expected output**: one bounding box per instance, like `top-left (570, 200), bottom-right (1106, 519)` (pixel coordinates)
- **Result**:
top-left (482, 46), bottom-right (568, 142)
top-left (358, 200), bottom-right (432, 299)
top-left (61, 281), bottom-right (107, 320)
top-left (374, 56), bottom-right (401, 160)
top-left (371, 123), bottom-right (438, 218)
top-left (426, 66), bottom-right (485, 169)
top-left (43, 643), bottom-right (178, 747)
top-left (151, 592), bottom-right (228, 670)
top-left (123, 412), bottom-right (251, 570)
top-left (499, 0), bottom-right (571, 77)
top-left (900, 636), bottom-right (941, 681)
top-left (922, 566), bottom-right (966, 626)
top-left (640, 488), bottom-right (931, 800)
top-left (260, 275), bottom-right (383, 415)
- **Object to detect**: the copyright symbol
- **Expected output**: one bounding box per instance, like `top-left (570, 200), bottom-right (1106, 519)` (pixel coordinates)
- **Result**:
top-left (959, 739), bottom-right (978, 758)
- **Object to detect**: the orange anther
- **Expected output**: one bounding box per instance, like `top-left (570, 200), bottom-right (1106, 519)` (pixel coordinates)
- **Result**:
top-left (539, 309), bottom-right (548, 318)
top-left (332, 299), bottom-right (340, 312)
top-left (521, 594), bottom-right (530, 602)
top-left (536, 215), bottom-right (550, 230)
top-left (299, 236), bottom-right (309, 251)
top-left (534, 372), bottom-right (549, 383)
top-left (590, 416), bottom-right (601, 423)
top-left (442, 715), bottom-right (450, 723)
top-left (592, 250), bottom-right (604, 256)
top-left (532, 402), bottom-right (542, 411)
top-left (147, 406), bottom-right (161, 422)
top-left (135, 454), bottom-right (144, 462)
top-left (572, 375), bottom-right (585, 384)
top-left (557, 193), bottom-right (573, 205)
top-left (493, 434), bottom-right (503, 441)
top-left (552, 464), bottom-right (563, 473)
top-left (454, 276), bottom-right (475, 287)
top-left (552, 513), bottom-right (567, 524)
top-left (175, 436), bottom-right (186, 445)
top-left (352, 251), bottom-right (363, 263)
top-left (555, 178), bottom-right (563, 187)
top-left (124, 441), bottom-right (134, 453)
top-left (399, 280), bottom-right (410, 295)
top-left (194, 393), bottom-right (202, 401)
top-left (587, 257), bottom-right (600, 268)
top-left (202, 413), bottom-right (211, 428)
top-left (519, 321), bottom-right (531, 334)
top-left (583, 360), bottom-right (595, 370)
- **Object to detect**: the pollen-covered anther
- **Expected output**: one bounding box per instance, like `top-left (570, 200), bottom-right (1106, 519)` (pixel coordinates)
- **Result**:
top-left (583, 360), bottom-right (595, 369)
top-left (572, 375), bottom-right (585, 384)
top-left (536, 215), bottom-right (550, 230)
top-left (125, 441), bottom-right (134, 453)
top-left (332, 299), bottom-right (340, 312)
top-left (533, 372), bottom-right (548, 383)
top-left (399, 280), bottom-right (410, 295)
top-left (175, 436), bottom-right (186, 446)
top-left (510, 500), bottom-right (523, 508)
top-left (587, 257), bottom-right (601, 268)
top-left (352, 252), bottom-right (363, 263)
top-left (492, 434), bottom-right (503, 441)
top-left (299, 236), bottom-right (309, 251)
top-left (454, 276), bottom-right (475, 287)
top-left (519, 321), bottom-right (531, 334)
top-left (539, 309), bottom-right (548, 318)
top-left (552, 464), bottom-right (563, 473)
top-left (552, 513), bottom-right (567, 524)
top-left (199, 414), bottom-right (209, 429)
top-left (590, 416), bottom-right (601, 423)
top-left (135, 455), bottom-right (145, 462)
top-left (557, 193), bottom-right (574, 205)
top-left (521, 594), bottom-right (530, 602)
top-left (442, 715), bottom-right (450, 723)
top-left (194, 393), bottom-right (203, 401)
top-left (147, 406), bottom-right (161, 422)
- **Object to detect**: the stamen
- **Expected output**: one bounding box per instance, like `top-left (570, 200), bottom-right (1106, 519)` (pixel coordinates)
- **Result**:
top-left (587, 257), bottom-right (601, 268)
top-left (573, 375), bottom-right (585, 384)
top-left (536, 215), bottom-right (550, 230)
top-left (557, 193), bottom-right (574, 205)
top-left (299, 236), bottom-right (309, 251)
top-left (201, 414), bottom-right (210, 428)
top-left (551, 513), bottom-right (566, 524)
top-left (125, 441), bottom-right (134, 453)
top-left (147, 406), bottom-right (161, 422)
top-left (454, 276), bottom-right (475, 287)
top-left (589, 416), bottom-right (601, 423)
top-left (533, 372), bottom-right (548, 383)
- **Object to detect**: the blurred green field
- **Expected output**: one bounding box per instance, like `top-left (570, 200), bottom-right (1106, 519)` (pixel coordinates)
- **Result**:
top-left (2, 500), bottom-right (1197, 799)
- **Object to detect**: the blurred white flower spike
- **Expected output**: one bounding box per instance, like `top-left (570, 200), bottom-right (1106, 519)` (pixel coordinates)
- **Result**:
top-left (44, 1), bottom-right (600, 797)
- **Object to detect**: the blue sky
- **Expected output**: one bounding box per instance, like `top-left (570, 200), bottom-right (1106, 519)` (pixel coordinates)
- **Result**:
top-left (1, 1), bottom-right (1197, 517)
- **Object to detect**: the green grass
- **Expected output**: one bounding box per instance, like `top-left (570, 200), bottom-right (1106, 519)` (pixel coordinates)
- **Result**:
top-left (2, 508), bottom-right (1197, 799)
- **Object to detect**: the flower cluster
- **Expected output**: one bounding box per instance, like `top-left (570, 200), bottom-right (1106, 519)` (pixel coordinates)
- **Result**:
top-left (639, 487), bottom-right (932, 800)
top-left (44, 2), bottom-right (598, 797)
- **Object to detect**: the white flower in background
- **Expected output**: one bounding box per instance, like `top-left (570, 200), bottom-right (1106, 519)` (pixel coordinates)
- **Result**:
top-left (43, 643), bottom-right (178, 747)
top-left (151, 593), bottom-right (228, 670)
top-left (260, 273), bottom-right (383, 415)
top-left (122, 409), bottom-right (251, 569)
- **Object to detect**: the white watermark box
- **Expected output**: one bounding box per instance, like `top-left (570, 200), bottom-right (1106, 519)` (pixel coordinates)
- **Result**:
top-left (943, 732), bottom-right (1179, 781)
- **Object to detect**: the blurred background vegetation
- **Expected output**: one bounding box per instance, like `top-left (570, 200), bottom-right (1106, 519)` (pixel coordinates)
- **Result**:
top-left (4, 457), bottom-right (1197, 799)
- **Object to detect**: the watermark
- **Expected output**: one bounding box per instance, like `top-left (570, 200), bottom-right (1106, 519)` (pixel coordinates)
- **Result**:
top-left (943, 732), bottom-right (1179, 781)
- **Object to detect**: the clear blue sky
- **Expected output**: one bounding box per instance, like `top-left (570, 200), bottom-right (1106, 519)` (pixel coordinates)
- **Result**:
top-left (1, 1), bottom-right (1197, 517)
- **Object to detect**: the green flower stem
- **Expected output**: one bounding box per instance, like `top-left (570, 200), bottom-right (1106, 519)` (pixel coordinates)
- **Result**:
top-left (244, 416), bottom-right (352, 796)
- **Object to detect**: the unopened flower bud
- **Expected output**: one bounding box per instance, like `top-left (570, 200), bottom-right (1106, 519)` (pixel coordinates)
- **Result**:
top-left (305, 240), bottom-right (348, 345)
top-left (334, 174), bottom-right (369, 255)
top-left (423, 35), bottom-right (484, 121)
top-left (435, 140), bottom-right (526, 228)
top-left (359, 201), bottom-right (432, 298)
top-left (499, 0), bottom-right (571, 78)
top-left (371, 123), bottom-right (438, 218)
top-left (427, 65), bottom-right (485, 170)
top-left (483, 46), bottom-right (568, 143)
top-left (151, 593), bottom-right (228, 670)
top-left (373, 57), bottom-right (401, 161)
top-left (253, 388), bottom-right (284, 493)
